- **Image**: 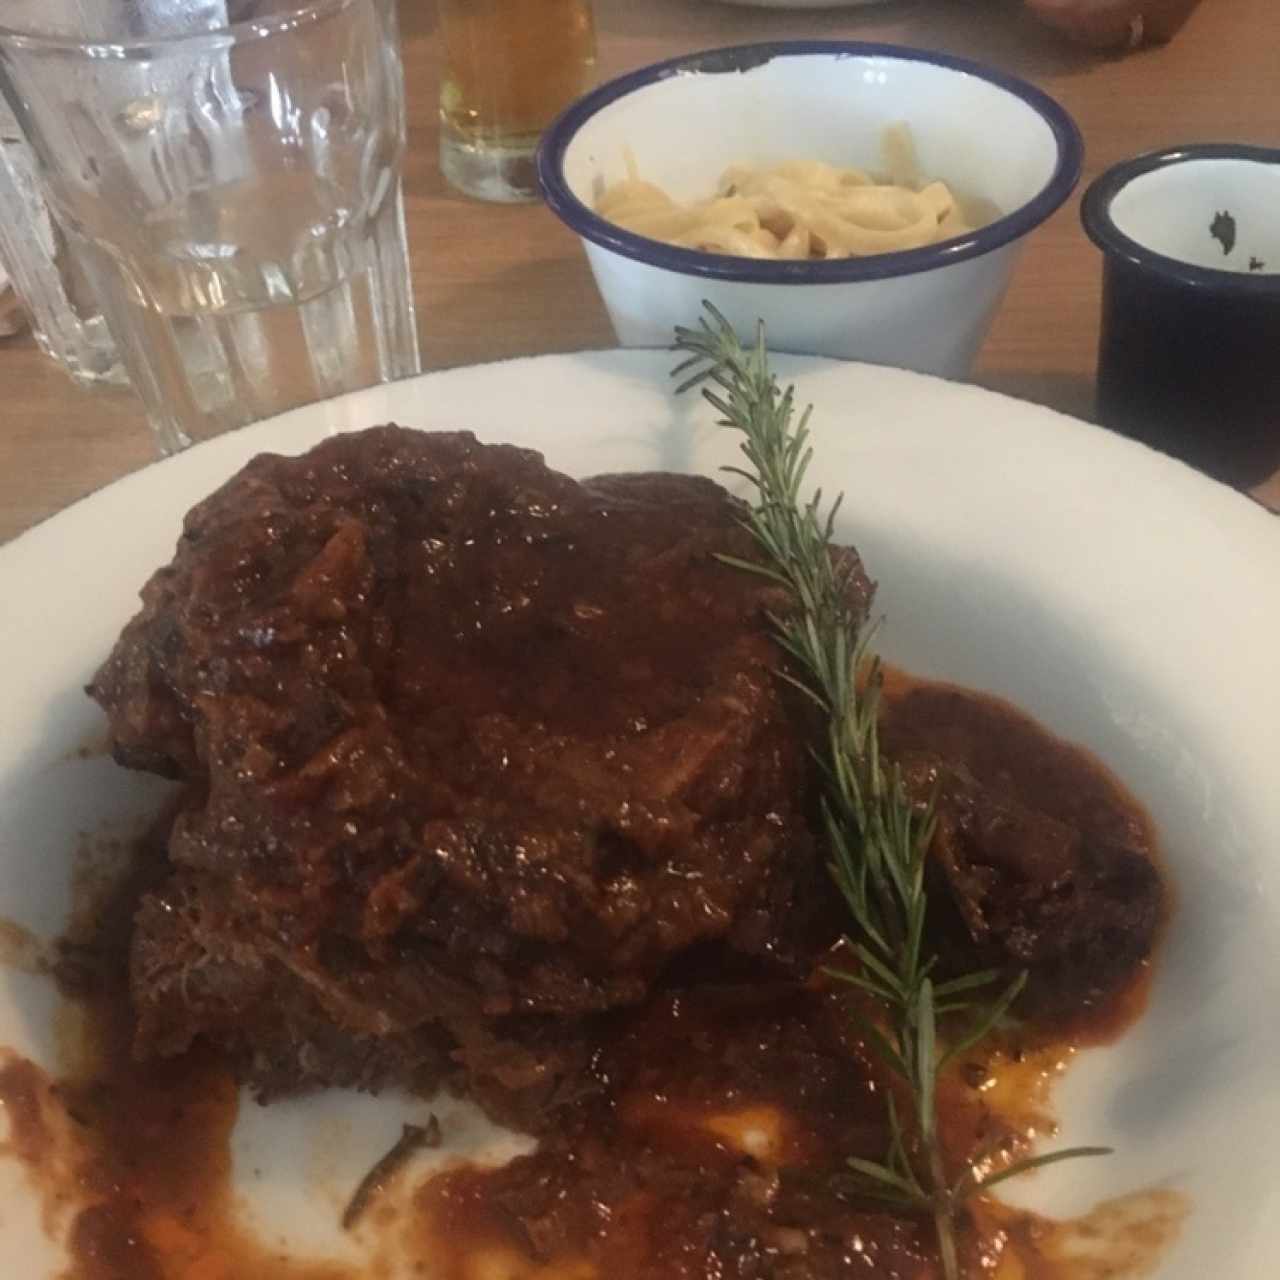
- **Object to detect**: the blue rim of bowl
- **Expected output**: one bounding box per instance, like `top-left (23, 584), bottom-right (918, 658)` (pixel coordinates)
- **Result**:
top-left (536, 41), bottom-right (1083, 286)
top-left (1081, 142), bottom-right (1280, 292)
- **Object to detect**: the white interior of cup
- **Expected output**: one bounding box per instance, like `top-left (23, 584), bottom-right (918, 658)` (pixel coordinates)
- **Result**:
top-left (560, 54), bottom-right (1060, 233)
top-left (1108, 159), bottom-right (1280, 276)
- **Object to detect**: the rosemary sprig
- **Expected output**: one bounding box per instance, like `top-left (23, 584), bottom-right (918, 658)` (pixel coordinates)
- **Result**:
top-left (672, 304), bottom-right (1108, 1280)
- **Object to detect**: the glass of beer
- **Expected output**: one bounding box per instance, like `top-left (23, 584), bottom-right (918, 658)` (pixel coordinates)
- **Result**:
top-left (437, 0), bottom-right (596, 203)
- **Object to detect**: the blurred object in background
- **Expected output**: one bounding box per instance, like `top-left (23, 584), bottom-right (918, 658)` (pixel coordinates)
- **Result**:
top-left (715, 1), bottom-right (889, 7)
top-left (1025, 0), bottom-right (1203, 49)
top-left (438, 0), bottom-right (596, 202)
top-left (0, 98), bottom-right (124, 381)
top-left (0, 0), bottom-right (419, 455)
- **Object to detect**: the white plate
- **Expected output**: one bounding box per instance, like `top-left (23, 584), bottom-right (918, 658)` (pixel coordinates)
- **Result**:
top-left (1, 351), bottom-right (1278, 1277)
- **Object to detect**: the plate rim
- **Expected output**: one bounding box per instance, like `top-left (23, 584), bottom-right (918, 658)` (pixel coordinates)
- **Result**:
top-left (3, 349), bottom-right (1274, 562)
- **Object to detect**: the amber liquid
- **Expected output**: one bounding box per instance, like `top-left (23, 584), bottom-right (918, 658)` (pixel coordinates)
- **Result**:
top-left (438, 0), bottom-right (596, 144)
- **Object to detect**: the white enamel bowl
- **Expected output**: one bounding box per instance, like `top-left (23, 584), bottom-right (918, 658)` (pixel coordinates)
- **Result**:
top-left (537, 42), bottom-right (1083, 378)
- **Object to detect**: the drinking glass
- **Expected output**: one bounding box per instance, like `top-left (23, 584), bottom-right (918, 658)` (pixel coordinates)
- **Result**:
top-left (0, 0), bottom-right (420, 454)
top-left (437, 0), bottom-right (596, 203)
top-left (0, 95), bottom-right (124, 384)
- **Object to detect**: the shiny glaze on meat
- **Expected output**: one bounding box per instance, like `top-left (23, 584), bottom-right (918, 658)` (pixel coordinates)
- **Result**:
top-left (90, 428), bottom-right (864, 1113)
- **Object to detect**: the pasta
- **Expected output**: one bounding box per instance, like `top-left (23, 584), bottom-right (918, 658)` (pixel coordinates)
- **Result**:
top-left (594, 125), bottom-right (994, 260)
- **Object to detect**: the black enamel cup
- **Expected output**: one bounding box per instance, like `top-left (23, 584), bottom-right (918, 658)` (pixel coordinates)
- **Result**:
top-left (1081, 144), bottom-right (1280, 488)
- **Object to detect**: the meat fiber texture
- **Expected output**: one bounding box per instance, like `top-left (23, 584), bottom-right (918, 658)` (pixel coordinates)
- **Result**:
top-left (90, 426), bottom-right (860, 1119)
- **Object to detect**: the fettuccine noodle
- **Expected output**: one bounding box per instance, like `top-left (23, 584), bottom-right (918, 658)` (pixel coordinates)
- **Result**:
top-left (594, 125), bottom-right (992, 260)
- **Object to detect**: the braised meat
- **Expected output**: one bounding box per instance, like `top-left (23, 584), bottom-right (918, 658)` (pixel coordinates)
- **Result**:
top-left (89, 426), bottom-right (1162, 1126)
top-left (881, 683), bottom-right (1163, 1023)
top-left (90, 426), bottom-right (860, 1114)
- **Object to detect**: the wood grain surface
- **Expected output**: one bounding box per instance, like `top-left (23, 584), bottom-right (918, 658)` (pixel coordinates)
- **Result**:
top-left (1, 0), bottom-right (1276, 543)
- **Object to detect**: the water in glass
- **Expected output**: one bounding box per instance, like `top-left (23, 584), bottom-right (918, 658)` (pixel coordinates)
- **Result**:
top-left (0, 99), bottom-right (123, 384)
top-left (0, 0), bottom-right (420, 452)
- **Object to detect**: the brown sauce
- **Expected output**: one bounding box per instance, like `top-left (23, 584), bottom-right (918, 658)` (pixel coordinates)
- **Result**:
top-left (0, 679), bottom-right (1181, 1280)
top-left (2, 825), bottom-right (357, 1280)
top-left (0, 1055), bottom-right (55, 1167)
top-left (880, 673), bottom-right (1153, 857)
top-left (981, 1190), bottom-right (1190, 1280)
top-left (0, 916), bottom-right (51, 974)
top-left (878, 673), bottom-right (1168, 1047)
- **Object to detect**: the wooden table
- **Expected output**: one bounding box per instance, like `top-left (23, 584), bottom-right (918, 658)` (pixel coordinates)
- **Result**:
top-left (1, 0), bottom-right (1275, 544)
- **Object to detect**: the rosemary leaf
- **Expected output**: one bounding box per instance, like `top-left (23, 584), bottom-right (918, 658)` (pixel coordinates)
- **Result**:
top-left (885, 1094), bottom-right (925, 1196)
top-left (939, 971), bottom-right (1028, 1071)
top-left (822, 964), bottom-right (899, 1006)
top-left (845, 1157), bottom-right (931, 1203)
top-left (934, 969), bottom-right (1007, 998)
top-left (844, 1006), bottom-right (912, 1081)
top-left (968, 1146), bottom-right (1114, 1196)
top-left (917, 979), bottom-right (938, 1146)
